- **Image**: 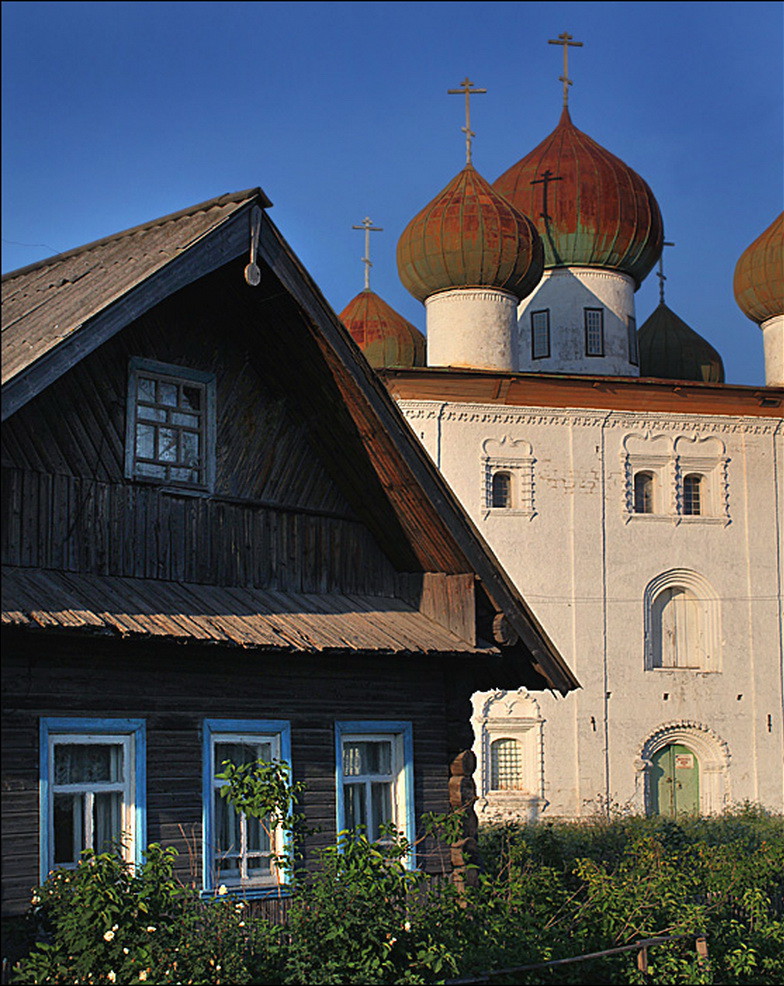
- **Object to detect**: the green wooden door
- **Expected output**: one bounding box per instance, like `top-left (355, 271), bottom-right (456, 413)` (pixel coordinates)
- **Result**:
top-left (650, 744), bottom-right (700, 815)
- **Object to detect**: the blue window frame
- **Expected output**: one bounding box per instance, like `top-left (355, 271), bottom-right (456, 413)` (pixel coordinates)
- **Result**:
top-left (335, 721), bottom-right (415, 868)
top-left (39, 718), bottom-right (146, 884)
top-left (202, 719), bottom-right (292, 898)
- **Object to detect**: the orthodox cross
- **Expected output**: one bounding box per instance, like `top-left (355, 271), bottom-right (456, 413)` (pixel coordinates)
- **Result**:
top-left (531, 168), bottom-right (563, 221)
top-left (548, 31), bottom-right (583, 107)
top-left (448, 77), bottom-right (487, 165)
top-left (657, 240), bottom-right (675, 304)
top-left (352, 217), bottom-right (383, 291)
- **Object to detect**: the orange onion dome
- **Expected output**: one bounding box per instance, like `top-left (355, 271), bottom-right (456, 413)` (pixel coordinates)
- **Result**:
top-left (733, 212), bottom-right (784, 325)
top-left (339, 289), bottom-right (426, 368)
top-left (396, 164), bottom-right (544, 304)
top-left (493, 107), bottom-right (663, 287)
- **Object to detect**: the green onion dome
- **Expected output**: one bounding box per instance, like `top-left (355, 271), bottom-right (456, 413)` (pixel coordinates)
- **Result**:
top-left (396, 165), bottom-right (544, 304)
top-left (638, 302), bottom-right (724, 382)
top-left (339, 289), bottom-right (426, 368)
top-left (733, 212), bottom-right (784, 325)
top-left (493, 107), bottom-right (663, 287)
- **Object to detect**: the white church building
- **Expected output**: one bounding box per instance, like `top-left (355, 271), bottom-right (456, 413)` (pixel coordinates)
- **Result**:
top-left (339, 56), bottom-right (784, 821)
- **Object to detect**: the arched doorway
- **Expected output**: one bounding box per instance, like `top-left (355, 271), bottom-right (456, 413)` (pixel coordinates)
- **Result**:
top-left (649, 743), bottom-right (700, 815)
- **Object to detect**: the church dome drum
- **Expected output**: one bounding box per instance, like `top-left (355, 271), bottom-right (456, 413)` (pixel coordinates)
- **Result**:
top-left (493, 107), bottom-right (664, 287)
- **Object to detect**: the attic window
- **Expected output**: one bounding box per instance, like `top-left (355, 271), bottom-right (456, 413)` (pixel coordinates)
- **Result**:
top-left (125, 358), bottom-right (216, 490)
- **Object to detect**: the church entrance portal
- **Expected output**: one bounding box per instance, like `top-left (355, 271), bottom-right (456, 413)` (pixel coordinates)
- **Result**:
top-left (650, 743), bottom-right (700, 815)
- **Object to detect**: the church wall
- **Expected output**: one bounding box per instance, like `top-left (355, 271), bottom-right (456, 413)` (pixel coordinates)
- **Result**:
top-left (399, 397), bottom-right (784, 817)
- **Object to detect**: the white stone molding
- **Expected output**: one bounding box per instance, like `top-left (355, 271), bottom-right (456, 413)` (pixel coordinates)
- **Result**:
top-left (471, 688), bottom-right (546, 822)
top-left (634, 721), bottom-right (731, 815)
top-left (481, 436), bottom-right (535, 517)
top-left (643, 569), bottom-right (721, 673)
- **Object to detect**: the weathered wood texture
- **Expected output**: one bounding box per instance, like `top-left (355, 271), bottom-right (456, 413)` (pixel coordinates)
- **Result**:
top-left (1, 283), bottom-right (404, 596)
top-left (1, 632), bottom-right (461, 915)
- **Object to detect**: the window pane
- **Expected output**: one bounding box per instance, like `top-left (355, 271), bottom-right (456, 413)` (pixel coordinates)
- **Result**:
top-left (246, 814), bottom-right (270, 854)
top-left (215, 793), bottom-right (242, 855)
top-left (492, 472), bottom-right (511, 508)
top-left (370, 781), bottom-right (393, 839)
top-left (683, 475), bottom-right (702, 515)
top-left (158, 428), bottom-right (178, 462)
top-left (181, 386), bottom-right (202, 411)
top-left (53, 792), bottom-right (83, 864)
top-left (343, 741), bottom-right (392, 777)
top-left (181, 430), bottom-right (201, 466)
top-left (531, 311), bottom-right (549, 359)
top-left (344, 783), bottom-right (366, 834)
top-left (135, 423), bottom-right (156, 459)
top-left (491, 738), bottom-right (523, 790)
top-left (159, 382), bottom-right (178, 406)
top-left (54, 744), bottom-right (123, 784)
top-left (585, 310), bottom-right (604, 355)
top-left (137, 406), bottom-right (167, 423)
top-left (137, 377), bottom-right (156, 402)
top-left (136, 461), bottom-right (166, 478)
top-left (172, 412), bottom-right (200, 428)
top-left (170, 466), bottom-right (199, 483)
top-left (215, 741), bottom-right (271, 772)
top-left (94, 791), bottom-right (123, 851)
top-left (634, 473), bottom-right (653, 514)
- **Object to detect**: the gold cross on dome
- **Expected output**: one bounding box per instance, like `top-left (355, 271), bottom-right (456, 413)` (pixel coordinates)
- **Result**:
top-left (352, 217), bottom-right (383, 291)
top-left (448, 77), bottom-right (487, 165)
top-left (657, 240), bottom-right (675, 304)
top-left (548, 31), bottom-right (583, 107)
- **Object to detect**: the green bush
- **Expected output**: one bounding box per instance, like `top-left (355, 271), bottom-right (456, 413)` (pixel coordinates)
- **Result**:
top-left (12, 805), bottom-right (783, 985)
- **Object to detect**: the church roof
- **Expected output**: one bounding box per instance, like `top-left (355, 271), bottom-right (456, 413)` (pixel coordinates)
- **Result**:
top-left (493, 107), bottom-right (663, 287)
top-left (733, 211), bottom-right (784, 325)
top-left (638, 302), bottom-right (725, 383)
top-left (397, 165), bottom-right (543, 303)
top-left (340, 289), bottom-right (425, 368)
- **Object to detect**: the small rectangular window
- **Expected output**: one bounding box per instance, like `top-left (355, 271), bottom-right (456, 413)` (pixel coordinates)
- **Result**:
top-left (584, 309), bottom-right (604, 357)
top-left (628, 316), bottom-right (639, 366)
top-left (335, 721), bottom-right (414, 866)
top-left (530, 310), bottom-right (550, 359)
top-left (126, 358), bottom-right (215, 490)
top-left (202, 719), bottom-right (292, 896)
top-left (40, 718), bottom-right (146, 883)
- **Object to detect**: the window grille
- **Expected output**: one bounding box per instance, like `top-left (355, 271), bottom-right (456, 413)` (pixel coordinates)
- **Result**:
top-left (634, 472), bottom-right (654, 514)
top-left (584, 308), bottom-right (604, 356)
top-left (490, 738), bottom-right (523, 790)
top-left (683, 474), bottom-right (702, 515)
top-left (531, 310), bottom-right (550, 359)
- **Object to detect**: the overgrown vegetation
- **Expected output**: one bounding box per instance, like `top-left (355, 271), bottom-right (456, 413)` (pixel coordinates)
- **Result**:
top-left (10, 771), bottom-right (783, 984)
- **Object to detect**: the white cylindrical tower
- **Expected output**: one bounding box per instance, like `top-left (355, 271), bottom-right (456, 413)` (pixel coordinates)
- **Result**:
top-left (517, 267), bottom-right (637, 375)
top-left (425, 288), bottom-right (520, 370)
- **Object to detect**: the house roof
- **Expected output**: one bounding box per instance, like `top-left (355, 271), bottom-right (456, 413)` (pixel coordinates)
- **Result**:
top-left (1, 188), bottom-right (579, 694)
top-left (2, 567), bottom-right (494, 656)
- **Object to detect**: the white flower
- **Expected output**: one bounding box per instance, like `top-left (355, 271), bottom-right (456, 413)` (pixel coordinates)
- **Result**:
top-left (31, 894), bottom-right (40, 905)
top-left (146, 925), bottom-right (156, 933)
top-left (238, 921), bottom-right (245, 927)
top-left (138, 972), bottom-right (148, 982)
top-left (235, 902), bottom-right (245, 911)
top-left (217, 884), bottom-right (228, 896)
top-left (123, 948), bottom-right (129, 955)
top-left (103, 930), bottom-right (115, 942)
top-left (107, 972), bottom-right (116, 983)
top-left (404, 920), bottom-right (411, 932)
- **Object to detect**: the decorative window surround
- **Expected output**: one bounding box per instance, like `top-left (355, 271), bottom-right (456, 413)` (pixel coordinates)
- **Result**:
top-left (202, 719), bottom-right (292, 899)
top-left (334, 721), bottom-right (415, 869)
top-left (634, 721), bottom-right (731, 815)
top-left (622, 433), bottom-right (730, 524)
top-left (39, 718), bottom-right (146, 884)
top-left (643, 569), bottom-right (721, 673)
top-left (482, 437), bottom-right (535, 518)
top-left (125, 357), bottom-right (216, 492)
top-left (472, 689), bottom-right (545, 823)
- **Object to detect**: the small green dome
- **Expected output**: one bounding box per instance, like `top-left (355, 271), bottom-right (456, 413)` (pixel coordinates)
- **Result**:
top-left (638, 302), bottom-right (724, 382)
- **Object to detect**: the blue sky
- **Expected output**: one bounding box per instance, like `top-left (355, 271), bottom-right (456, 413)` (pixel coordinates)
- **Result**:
top-left (3, 1), bottom-right (782, 385)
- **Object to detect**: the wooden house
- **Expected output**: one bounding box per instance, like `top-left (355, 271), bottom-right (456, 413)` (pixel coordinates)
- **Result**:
top-left (1, 188), bottom-right (578, 916)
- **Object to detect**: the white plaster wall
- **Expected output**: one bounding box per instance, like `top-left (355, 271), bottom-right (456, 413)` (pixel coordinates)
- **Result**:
top-left (425, 288), bottom-right (519, 370)
top-left (399, 398), bottom-right (784, 817)
top-left (762, 314), bottom-right (784, 387)
top-left (517, 267), bottom-right (639, 376)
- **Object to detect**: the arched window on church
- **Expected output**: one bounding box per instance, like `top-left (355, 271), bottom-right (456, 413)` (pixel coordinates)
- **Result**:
top-left (491, 471), bottom-right (512, 509)
top-left (683, 474), bottom-right (702, 515)
top-left (651, 586), bottom-right (707, 669)
top-left (489, 737), bottom-right (523, 790)
top-left (633, 471), bottom-right (655, 513)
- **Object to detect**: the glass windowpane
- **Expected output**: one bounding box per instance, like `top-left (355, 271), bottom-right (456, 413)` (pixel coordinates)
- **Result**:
top-left (54, 792), bottom-right (83, 864)
top-left (94, 791), bottom-right (123, 851)
top-left (181, 386), bottom-right (202, 411)
top-left (159, 382), bottom-right (178, 406)
top-left (54, 744), bottom-right (123, 784)
top-left (158, 428), bottom-right (178, 462)
top-left (181, 430), bottom-right (200, 466)
top-left (135, 423), bottom-right (156, 459)
top-left (343, 741), bottom-right (392, 777)
top-left (137, 377), bottom-right (156, 402)
top-left (137, 406), bottom-right (167, 423)
top-left (491, 738), bottom-right (523, 790)
top-left (172, 412), bottom-right (199, 428)
top-left (370, 781), bottom-right (393, 839)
